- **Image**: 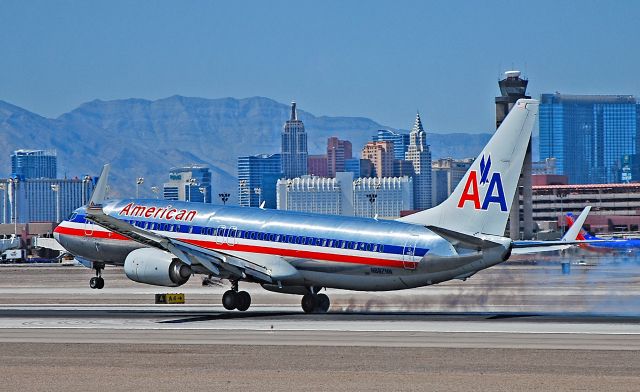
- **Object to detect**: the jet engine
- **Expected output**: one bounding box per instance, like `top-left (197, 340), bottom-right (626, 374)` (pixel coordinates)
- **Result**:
top-left (124, 248), bottom-right (192, 287)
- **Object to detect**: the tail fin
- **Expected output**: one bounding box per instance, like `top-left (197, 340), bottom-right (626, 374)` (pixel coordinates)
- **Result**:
top-left (88, 164), bottom-right (110, 207)
top-left (562, 206), bottom-right (591, 241)
top-left (565, 211), bottom-right (591, 241)
top-left (399, 99), bottom-right (539, 236)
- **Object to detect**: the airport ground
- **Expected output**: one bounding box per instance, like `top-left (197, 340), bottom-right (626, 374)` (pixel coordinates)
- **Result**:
top-left (1, 254), bottom-right (640, 391)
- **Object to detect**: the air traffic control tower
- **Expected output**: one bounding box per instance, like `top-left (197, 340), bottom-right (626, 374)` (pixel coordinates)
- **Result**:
top-left (495, 70), bottom-right (533, 240)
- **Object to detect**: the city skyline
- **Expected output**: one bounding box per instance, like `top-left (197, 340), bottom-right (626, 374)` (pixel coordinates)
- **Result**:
top-left (1, 1), bottom-right (639, 133)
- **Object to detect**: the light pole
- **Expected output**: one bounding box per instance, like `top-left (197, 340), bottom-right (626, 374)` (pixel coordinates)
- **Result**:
top-left (136, 177), bottom-right (144, 198)
top-left (0, 183), bottom-right (5, 224)
top-left (50, 184), bottom-right (60, 223)
top-left (8, 177), bottom-right (19, 234)
top-left (150, 186), bottom-right (159, 199)
top-left (187, 178), bottom-right (197, 202)
top-left (218, 192), bottom-right (230, 205)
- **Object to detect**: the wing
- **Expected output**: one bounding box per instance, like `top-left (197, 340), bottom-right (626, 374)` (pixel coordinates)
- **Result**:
top-left (85, 205), bottom-right (273, 283)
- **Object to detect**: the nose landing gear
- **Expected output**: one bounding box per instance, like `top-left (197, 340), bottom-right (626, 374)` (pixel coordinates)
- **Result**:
top-left (89, 264), bottom-right (104, 289)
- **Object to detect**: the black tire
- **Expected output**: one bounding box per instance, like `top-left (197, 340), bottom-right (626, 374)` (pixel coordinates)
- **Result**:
top-left (317, 293), bottom-right (330, 313)
top-left (236, 291), bottom-right (251, 311)
top-left (222, 290), bottom-right (238, 310)
top-left (89, 277), bottom-right (98, 289)
top-left (301, 293), bottom-right (317, 313)
top-left (96, 277), bottom-right (105, 289)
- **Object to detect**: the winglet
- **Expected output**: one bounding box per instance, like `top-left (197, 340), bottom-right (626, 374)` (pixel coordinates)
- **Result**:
top-left (561, 206), bottom-right (591, 242)
top-left (88, 164), bottom-right (110, 208)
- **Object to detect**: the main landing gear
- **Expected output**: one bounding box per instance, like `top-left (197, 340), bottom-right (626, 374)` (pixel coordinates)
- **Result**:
top-left (89, 264), bottom-right (104, 289)
top-left (301, 290), bottom-right (330, 314)
top-left (222, 281), bottom-right (251, 311)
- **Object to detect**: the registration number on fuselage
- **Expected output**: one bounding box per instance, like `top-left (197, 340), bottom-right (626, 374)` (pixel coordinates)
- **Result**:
top-left (370, 267), bottom-right (393, 275)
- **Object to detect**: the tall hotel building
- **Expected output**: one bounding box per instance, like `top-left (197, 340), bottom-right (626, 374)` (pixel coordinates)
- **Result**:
top-left (405, 113), bottom-right (432, 210)
top-left (327, 137), bottom-right (352, 177)
top-left (281, 102), bottom-right (308, 179)
top-left (11, 149), bottom-right (57, 179)
top-left (361, 141), bottom-right (394, 178)
top-left (539, 93), bottom-right (639, 184)
top-left (237, 154), bottom-right (282, 208)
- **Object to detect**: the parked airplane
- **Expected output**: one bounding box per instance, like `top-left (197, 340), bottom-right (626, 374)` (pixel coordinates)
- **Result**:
top-left (565, 211), bottom-right (640, 254)
top-left (54, 99), bottom-right (586, 313)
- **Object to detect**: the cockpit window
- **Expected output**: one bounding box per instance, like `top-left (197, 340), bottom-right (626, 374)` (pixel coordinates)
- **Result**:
top-left (68, 212), bottom-right (77, 221)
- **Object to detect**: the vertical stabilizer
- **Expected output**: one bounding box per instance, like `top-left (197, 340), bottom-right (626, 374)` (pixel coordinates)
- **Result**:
top-left (398, 99), bottom-right (539, 236)
top-left (88, 164), bottom-right (110, 207)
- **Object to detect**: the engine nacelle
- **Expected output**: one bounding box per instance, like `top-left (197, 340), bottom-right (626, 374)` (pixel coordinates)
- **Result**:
top-left (124, 248), bottom-right (192, 287)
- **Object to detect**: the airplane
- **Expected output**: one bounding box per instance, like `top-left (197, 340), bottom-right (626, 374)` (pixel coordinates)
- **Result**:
top-left (565, 211), bottom-right (640, 254)
top-left (53, 98), bottom-right (590, 313)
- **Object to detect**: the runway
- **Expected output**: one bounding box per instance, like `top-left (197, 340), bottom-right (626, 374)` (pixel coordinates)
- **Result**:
top-left (1, 307), bottom-right (640, 350)
top-left (1, 262), bottom-right (640, 390)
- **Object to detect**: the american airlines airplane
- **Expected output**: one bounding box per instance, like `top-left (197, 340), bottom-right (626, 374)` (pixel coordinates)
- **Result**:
top-left (53, 99), bottom-right (584, 313)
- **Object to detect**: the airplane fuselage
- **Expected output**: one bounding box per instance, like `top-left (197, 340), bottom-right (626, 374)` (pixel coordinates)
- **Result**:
top-left (54, 199), bottom-right (509, 292)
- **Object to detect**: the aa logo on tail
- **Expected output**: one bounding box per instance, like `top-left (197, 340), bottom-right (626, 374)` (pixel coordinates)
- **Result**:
top-left (457, 154), bottom-right (508, 212)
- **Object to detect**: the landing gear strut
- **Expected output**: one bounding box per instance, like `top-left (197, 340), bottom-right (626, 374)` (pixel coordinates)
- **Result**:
top-left (89, 264), bottom-right (104, 289)
top-left (222, 280), bottom-right (251, 311)
top-left (301, 289), bottom-right (330, 314)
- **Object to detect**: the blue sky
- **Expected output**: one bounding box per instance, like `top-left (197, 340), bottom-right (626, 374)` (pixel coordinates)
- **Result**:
top-left (1, 0), bottom-right (639, 132)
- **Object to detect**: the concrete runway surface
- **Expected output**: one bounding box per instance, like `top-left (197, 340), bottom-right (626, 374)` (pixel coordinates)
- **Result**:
top-left (1, 261), bottom-right (640, 391)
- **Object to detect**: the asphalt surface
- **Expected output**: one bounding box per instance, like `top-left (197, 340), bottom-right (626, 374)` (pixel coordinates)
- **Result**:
top-left (1, 260), bottom-right (640, 391)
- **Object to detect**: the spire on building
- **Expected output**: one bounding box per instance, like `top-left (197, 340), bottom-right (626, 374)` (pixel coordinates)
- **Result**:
top-left (411, 112), bottom-right (424, 134)
top-left (405, 110), bottom-right (432, 210)
top-left (291, 101), bottom-right (297, 121)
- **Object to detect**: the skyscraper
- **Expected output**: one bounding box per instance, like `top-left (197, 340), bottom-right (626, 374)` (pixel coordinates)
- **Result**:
top-left (539, 93), bottom-right (639, 184)
top-left (374, 130), bottom-right (410, 161)
top-left (11, 149), bottom-right (57, 179)
top-left (327, 137), bottom-right (352, 177)
top-left (237, 154), bottom-right (282, 208)
top-left (405, 113), bottom-right (432, 210)
top-left (361, 141), bottom-right (394, 178)
top-left (281, 102), bottom-right (308, 179)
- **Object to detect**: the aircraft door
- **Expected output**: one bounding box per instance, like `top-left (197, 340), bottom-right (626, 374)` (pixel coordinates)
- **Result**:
top-left (227, 226), bottom-right (237, 246)
top-left (83, 218), bottom-right (94, 237)
top-left (402, 235), bottom-right (419, 270)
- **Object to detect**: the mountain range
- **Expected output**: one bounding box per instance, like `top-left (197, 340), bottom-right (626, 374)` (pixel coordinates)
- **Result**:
top-left (0, 96), bottom-right (497, 203)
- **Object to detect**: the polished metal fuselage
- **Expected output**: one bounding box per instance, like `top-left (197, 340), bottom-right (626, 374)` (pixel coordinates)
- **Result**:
top-left (55, 199), bottom-right (508, 291)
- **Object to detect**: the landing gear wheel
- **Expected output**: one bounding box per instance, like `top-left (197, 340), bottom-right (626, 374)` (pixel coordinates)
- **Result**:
top-left (236, 291), bottom-right (251, 312)
top-left (222, 290), bottom-right (238, 310)
top-left (317, 293), bottom-right (330, 313)
top-left (89, 264), bottom-right (104, 289)
top-left (301, 293), bottom-right (317, 313)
